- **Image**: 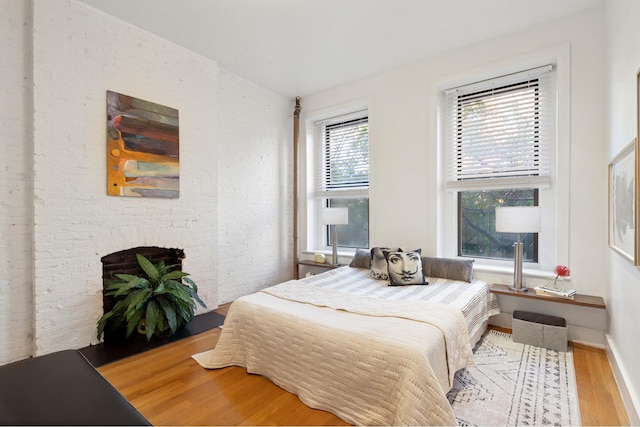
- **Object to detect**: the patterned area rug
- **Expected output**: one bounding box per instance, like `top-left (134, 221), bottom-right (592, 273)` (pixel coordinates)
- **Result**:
top-left (447, 330), bottom-right (581, 426)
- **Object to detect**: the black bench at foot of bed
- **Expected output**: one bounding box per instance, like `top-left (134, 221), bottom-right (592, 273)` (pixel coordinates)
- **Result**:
top-left (0, 349), bottom-right (150, 426)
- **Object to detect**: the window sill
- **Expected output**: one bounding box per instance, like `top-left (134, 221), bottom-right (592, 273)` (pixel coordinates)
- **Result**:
top-left (299, 253), bottom-right (561, 285)
top-left (473, 263), bottom-right (555, 280)
top-left (302, 249), bottom-right (356, 257)
top-left (301, 249), bottom-right (355, 265)
top-left (472, 262), bottom-right (566, 289)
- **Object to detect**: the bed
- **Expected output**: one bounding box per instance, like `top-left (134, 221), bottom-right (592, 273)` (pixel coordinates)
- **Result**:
top-left (193, 255), bottom-right (499, 426)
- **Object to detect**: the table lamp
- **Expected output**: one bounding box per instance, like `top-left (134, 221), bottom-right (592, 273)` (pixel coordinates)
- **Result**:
top-left (495, 206), bottom-right (541, 292)
top-left (321, 207), bottom-right (349, 266)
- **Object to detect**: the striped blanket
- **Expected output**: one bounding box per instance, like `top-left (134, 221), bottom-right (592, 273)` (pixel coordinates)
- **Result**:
top-left (302, 266), bottom-right (499, 346)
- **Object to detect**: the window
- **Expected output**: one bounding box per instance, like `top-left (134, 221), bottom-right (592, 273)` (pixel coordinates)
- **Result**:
top-left (315, 112), bottom-right (369, 249)
top-left (458, 189), bottom-right (538, 261)
top-left (444, 65), bottom-right (555, 261)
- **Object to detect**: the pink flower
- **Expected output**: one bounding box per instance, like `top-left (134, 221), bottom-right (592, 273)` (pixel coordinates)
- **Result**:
top-left (553, 265), bottom-right (570, 288)
top-left (554, 265), bottom-right (571, 278)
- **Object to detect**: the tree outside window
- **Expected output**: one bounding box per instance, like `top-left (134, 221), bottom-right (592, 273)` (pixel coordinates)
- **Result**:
top-left (458, 189), bottom-right (538, 261)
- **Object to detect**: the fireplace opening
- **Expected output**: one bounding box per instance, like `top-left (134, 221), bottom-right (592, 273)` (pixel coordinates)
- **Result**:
top-left (100, 246), bottom-right (185, 344)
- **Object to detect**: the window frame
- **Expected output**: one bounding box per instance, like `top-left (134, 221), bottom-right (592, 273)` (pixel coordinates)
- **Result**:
top-left (447, 68), bottom-right (552, 263)
top-left (303, 105), bottom-right (371, 253)
top-left (431, 46), bottom-right (570, 274)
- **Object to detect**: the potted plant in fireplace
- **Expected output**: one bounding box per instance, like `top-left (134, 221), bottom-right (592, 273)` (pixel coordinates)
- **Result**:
top-left (97, 254), bottom-right (206, 342)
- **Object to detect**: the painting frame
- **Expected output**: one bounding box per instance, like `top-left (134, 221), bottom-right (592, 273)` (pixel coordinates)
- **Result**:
top-left (609, 137), bottom-right (639, 264)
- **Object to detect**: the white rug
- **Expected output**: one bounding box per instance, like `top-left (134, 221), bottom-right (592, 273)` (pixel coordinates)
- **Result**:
top-left (447, 330), bottom-right (581, 426)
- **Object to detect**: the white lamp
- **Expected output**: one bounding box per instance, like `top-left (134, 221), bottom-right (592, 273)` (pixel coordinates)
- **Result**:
top-left (321, 207), bottom-right (349, 266)
top-left (495, 206), bottom-right (541, 292)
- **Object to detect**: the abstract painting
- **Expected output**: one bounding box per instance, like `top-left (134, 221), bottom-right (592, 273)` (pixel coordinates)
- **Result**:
top-left (106, 91), bottom-right (179, 198)
top-left (609, 138), bottom-right (638, 264)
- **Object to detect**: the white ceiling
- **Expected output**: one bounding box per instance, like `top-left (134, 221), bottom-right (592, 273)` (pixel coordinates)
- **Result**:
top-left (79, 0), bottom-right (602, 98)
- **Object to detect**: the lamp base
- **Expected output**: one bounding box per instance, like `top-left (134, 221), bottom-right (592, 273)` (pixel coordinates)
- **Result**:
top-left (332, 227), bottom-right (338, 267)
top-left (508, 285), bottom-right (529, 293)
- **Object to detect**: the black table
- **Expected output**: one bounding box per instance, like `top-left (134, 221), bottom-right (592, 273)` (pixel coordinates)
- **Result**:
top-left (0, 349), bottom-right (150, 425)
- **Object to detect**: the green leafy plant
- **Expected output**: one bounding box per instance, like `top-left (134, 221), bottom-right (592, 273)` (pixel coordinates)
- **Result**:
top-left (97, 254), bottom-right (206, 341)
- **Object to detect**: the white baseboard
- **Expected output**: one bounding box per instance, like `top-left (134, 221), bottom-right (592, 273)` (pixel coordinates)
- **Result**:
top-left (606, 334), bottom-right (640, 425)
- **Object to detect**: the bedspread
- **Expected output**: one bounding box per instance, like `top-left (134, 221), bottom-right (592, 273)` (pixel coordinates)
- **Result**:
top-left (193, 280), bottom-right (474, 426)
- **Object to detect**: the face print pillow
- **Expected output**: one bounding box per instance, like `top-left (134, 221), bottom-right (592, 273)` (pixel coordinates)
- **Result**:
top-left (370, 246), bottom-right (399, 280)
top-left (383, 249), bottom-right (427, 286)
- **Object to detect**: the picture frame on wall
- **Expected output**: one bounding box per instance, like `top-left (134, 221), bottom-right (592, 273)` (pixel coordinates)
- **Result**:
top-left (609, 137), bottom-right (639, 265)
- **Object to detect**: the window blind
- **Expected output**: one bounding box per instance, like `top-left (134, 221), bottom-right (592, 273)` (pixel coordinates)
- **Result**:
top-left (315, 112), bottom-right (369, 199)
top-left (445, 65), bottom-right (555, 191)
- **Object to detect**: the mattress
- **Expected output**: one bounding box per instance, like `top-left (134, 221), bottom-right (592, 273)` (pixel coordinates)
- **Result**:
top-left (302, 266), bottom-right (499, 346)
top-left (193, 267), bottom-right (499, 425)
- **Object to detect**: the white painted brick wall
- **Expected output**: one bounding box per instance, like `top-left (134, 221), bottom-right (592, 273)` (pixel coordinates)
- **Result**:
top-left (31, 0), bottom-right (219, 355)
top-left (217, 68), bottom-right (294, 303)
top-left (0, 0), bottom-right (294, 358)
top-left (0, 0), bottom-right (34, 364)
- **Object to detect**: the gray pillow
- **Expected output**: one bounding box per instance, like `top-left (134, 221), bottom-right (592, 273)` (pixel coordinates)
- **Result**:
top-left (421, 257), bottom-right (474, 282)
top-left (349, 248), bottom-right (371, 269)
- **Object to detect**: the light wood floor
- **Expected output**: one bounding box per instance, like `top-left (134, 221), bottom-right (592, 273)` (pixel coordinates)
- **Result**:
top-left (98, 304), bottom-right (629, 426)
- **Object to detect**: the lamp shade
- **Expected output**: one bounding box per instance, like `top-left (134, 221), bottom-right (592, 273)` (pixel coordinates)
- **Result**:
top-left (495, 206), bottom-right (541, 233)
top-left (320, 207), bottom-right (349, 225)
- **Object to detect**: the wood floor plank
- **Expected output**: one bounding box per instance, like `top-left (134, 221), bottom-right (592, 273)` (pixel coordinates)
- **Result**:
top-left (98, 306), bottom-right (629, 426)
top-left (572, 342), bottom-right (630, 426)
top-left (99, 321), bottom-right (348, 426)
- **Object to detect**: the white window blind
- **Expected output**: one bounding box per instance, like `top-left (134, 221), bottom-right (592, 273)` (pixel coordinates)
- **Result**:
top-left (445, 65), bottom-right (555, 191)
top-left (315, 111), bottom-right (369, 198)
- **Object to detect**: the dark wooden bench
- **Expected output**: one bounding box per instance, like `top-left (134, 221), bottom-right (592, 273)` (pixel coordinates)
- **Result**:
top-left (0, 349), bottom-right (150, 425)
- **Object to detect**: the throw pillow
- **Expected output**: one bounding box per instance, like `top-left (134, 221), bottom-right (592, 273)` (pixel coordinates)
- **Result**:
top-left (383, 249), bottom-right (427, 286)
top-left (370, 246), bottom-right (398, 280)
top-left (349, 248), bottom-right (371, 269)
top-left (421, 257), bottom-right (474, 282)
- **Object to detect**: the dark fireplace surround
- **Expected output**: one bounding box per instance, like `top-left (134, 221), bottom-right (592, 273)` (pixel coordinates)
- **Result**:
top-left (100, 246), bottom-right (184, 344)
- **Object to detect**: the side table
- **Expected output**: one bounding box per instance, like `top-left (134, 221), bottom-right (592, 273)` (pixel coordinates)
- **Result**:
top-left (297, 260), bottom-right (339, 278)
top-left (489, 284), bottom-right (606, 309)
top-left (489, 284), bottom-right (607, 346)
